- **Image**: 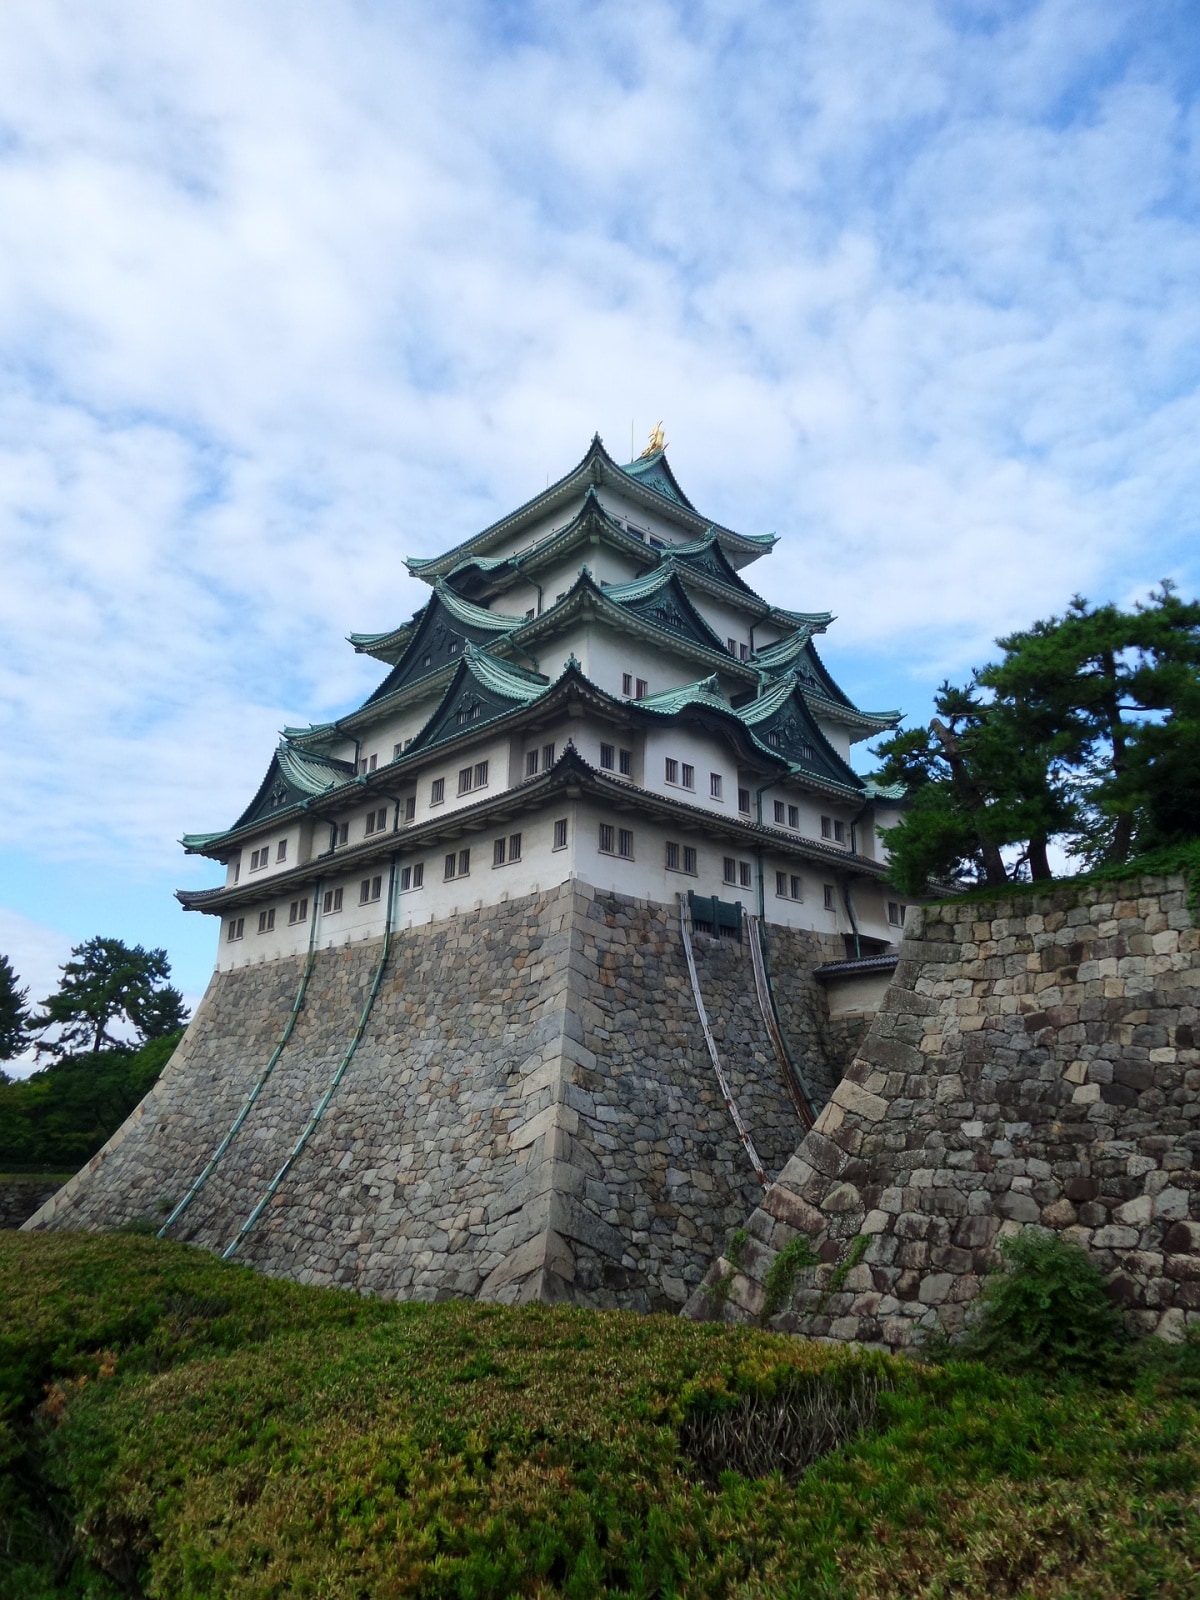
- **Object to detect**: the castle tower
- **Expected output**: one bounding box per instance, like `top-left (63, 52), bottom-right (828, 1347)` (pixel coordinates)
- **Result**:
top-left (27, 435), bottom-right (908, 1310)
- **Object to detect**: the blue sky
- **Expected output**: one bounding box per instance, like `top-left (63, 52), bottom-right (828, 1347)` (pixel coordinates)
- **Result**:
top-left (2, 0), bottom-right (1198, 1050)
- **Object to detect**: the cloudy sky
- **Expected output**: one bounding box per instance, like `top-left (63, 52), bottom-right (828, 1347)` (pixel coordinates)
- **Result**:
top-left (2, 0), bottom-right (1198, 1041)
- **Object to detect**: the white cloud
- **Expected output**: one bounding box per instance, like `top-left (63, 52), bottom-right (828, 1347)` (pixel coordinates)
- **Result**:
top-left (0, 0), bottom-right (1197, 992)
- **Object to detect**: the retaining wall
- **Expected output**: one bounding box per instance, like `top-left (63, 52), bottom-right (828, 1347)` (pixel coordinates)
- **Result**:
top-left (26, 883), bottom-right (849, 1310)
top-left (686, 871), bottom-right (1200, 1346)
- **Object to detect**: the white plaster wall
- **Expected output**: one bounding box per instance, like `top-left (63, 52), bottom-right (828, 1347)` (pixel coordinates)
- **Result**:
top-left (642, 724), bottom-right (736, 816)
top-left (824, 969), bottom-right (893, 1018)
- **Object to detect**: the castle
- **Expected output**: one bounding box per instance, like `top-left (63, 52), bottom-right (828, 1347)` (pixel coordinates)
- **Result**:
top-left (25, 434), bottom-right (911, 1308)
top-left (181, 430), bottom-right (905, 966)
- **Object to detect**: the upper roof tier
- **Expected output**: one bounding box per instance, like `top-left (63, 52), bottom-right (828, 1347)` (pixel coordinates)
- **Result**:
top-left (404, 435), bottom-right (776, 584)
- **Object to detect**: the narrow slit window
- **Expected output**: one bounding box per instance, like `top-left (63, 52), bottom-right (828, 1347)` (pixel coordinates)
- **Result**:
top-left (738, 787), bottom-right (750, 814)
top-left (824, 884), bottom-right (836, 910)
top-left (542, 744), bottom-right (554, 771)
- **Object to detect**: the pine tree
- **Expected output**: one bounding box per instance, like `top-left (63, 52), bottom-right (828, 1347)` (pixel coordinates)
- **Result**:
top-left (0, 954), bottom-right (32, 1063)
top-left (36, 937), bottom-right (188, 1057)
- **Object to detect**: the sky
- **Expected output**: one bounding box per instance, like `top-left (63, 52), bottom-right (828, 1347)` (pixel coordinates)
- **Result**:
top-left (2, 0), bottom-right (1198, 1061)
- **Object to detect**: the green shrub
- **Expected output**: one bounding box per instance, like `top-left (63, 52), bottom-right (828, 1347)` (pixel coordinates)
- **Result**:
top-left (956, 1229), bottom-right (1129, 1381)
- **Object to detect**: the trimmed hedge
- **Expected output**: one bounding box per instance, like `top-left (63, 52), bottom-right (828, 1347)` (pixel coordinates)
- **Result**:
top-left (3, 1234), bottom-right (1200, 1598)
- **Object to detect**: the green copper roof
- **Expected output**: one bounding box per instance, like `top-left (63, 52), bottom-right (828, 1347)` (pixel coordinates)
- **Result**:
top-left (616, 448), bottom-right (697, 511)
top-left (635, 673), bottom-right (733, 717)
top-left (401, 644), bottom-right (549, 756)
top-left (735, 671), bottom-right (866, 792)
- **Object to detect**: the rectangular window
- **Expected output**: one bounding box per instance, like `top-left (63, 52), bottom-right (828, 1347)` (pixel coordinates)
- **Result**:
top-left (526, 749), bottom-right (539, 777)
top-left (401, 865), bottom-right (411, 891)
top-left (394, 741), bottom-right (403, 759)
top-left (622, 672), bottom-right (633, 696)
top-left (775, 874), bottom-right (802, 902)
top-left (618, 828), bottom-right (633, 858)
top-left (738, 786), bottom-right (750, 814)
top-left (665, 757), bottom-right (679, 784)
top-left (635, 678), bottom-right (648, 699)
top-left (542, 744), bottom-right (554, 772)
top-left (458, 766), bottom-right (473, 795)
top-left (257, 909), bottom-right (275, 934)
top-left (404, 795), bottom-right (416, 823)
top-left (287, 898), bottom-right (308, 925)
top-left (683, 846), bottom-right (697, 874)
top-left (773, 800), bottom-right (785, 824)
top-left (444, 851), bottom-right (457, 880)
top-left (334, 823), bottom-right (349, 848)
top-left (458, 848), bottom-right (470, 876)
top-left (727, 637), bottom-right (738, 656)
top-left (821, 815), bottom-right (832, 839)
top-left (681, 763), bottom-right (695, 790)
top-left (493, 837), bottom-right (506, 867)
top-left (233, 861), bottom-right (240, 884)
top-left (369, 753), bottom-right (377, 772)
top-left (788, 804), bottom-right (799, 829)
top-left (553, 818), bottom-right (568, 850)
top-left (364, 808), bottom-right (384, 836)
top-left (359, 875), bottom-right (382, 904)
top-left (776, 871), bottom-right (788, 898)
top-left (834, 820), bottom-right (846, 844)
top-left (600, 742), bottom-right (615, 770)
top-left (509, 833), bottom-right (522, 861)
top-left (431, 777), bottom-right (445, 805)
top-left (525, 607), bottom-right (535, 620)
top-left (739, 643), bottom-right (749, 661)
top-left (824, 884), bottom-right (836, 911)
top-left (599, 823), bottom-right (615, 854)
top-left (888, 901), bottom-right (906, 927)
top-left (276, 839), bottom-right (287, 862)
top-left (739, 861), bottom-right (752, 889)
top-left (226, 917), bottom-right (244, 941)
top-left (710, 772), bottom-right (722, 799)
top-left (249, 847), bottom-right (266, 871)
top-left (322, 887), bottom-right (344, 914)
top-left (723, 856), bottom-right (736, 884)
top-left (666, 841), bottom-right (680, 871)
top-left (619, 748), bottom-right (632, 776)
top-left (475, 760), bottom-right (489, 789)
top-left (400, 863), bottom-right (424, 891)
top-left (791, 874), bottom-right (803, 900)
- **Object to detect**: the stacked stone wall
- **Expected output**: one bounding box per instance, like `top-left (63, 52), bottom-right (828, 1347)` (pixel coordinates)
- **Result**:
top-left (686, 871), bottom-right (1200, 1346)
top-left (26, 883), bottom-right (848, 1310)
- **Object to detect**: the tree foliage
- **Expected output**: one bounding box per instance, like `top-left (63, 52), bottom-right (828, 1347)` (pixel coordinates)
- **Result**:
top-left (875, 584), bottom-right (1200, 895)
top-left (36, 937), bottom-right (188, 1057)
top-left (0, 955), bottom-right (32, 1065)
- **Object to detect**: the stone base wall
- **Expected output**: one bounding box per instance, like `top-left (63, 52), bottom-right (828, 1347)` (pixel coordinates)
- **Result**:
top-left (686, 872), bottom-right (1200, 1347)
top-left (0, 1178), bottom-right (64, 1229)
top-left (26, 883), bottom-right (849, 1311)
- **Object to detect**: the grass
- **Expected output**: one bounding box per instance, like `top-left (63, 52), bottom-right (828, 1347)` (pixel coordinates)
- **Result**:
top-left (4, 1233), bottom-right (1200, 1598)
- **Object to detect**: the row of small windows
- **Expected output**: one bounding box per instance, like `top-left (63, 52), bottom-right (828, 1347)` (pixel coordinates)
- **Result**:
top-left (770, 804), bottom-right (847, 844)
top-left (248, 840), bottom-right (287, 873)
top-left (726, 637), bottom-right (750, 661)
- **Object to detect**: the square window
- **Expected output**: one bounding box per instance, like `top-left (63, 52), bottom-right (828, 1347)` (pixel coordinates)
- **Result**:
top-left (635, 678), bottom-right (648, 699)
top-left (619, 748), bottom-right (632, 776)
top-left (458, 766), bottom-right (473, 795)
top-left (723, 856), bottom-right (736, 884)
top-left (526, 749), bottom-right (539, 777)
top-left (773, 800), bottom-right (785, 824)
top-left (493, 837), bottom-right (506, 867)
top-left (553, 818), bottom-right (568, 850)
top-left (682, 763), bottom-right (694, 790)
top-left (790, 874), bottom-right (802, 900)
top-left (738, 786), bottom-right (750, 814)
top-left (618, 829), bottom-right (633, 859)
top-left (665, 757), bottom-right (679, 784)
top-left (824, 884), bottom-right (836, 911)
top-left (542, 744), bottom-right (554, 771)
top-left (710, 773), bottom-right (722, 799)
top-left (276, 840), bottom-right (287, 862)
top-left (509, 832), bottom-right (522, 861)
top-left (458, 849), bottom-right (470, 876)
top-left (431, 778), bottom-right (445, 805)
top-left (788, 804), bottom-right (799, 829)
top-left (775, 871), bottom-right (788, 897)
top-left (599, 823), bottom-right (615, 854)
top-left (404, 796), bottom-right (416, 822)
top-left (475, 760), bottom-right (489, 788)
top-left (821, 815), bottom-right (832, 839)
top-left (335, 823), bottom-right (349, 848)
top-left (444, 852), bottom-right (457, 880)
top-left (622, 672), bottom-right (633, 696)
top-left (666, 841), bottom-right (680, 871)
top-left (739, 861), bottom-right (752, 889)
top-left (683, 846), bottom-right (697, 874)
top-left (600, 742), bottom-right (615, 770)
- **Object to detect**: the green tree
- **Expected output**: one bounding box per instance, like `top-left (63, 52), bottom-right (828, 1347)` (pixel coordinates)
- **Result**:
top-left (876, 584), bottom-right (1200, 893)
top-left (0, 954), bottom-right (32, 1064)
top-left (36, 937), bottom-right (188, 1057)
